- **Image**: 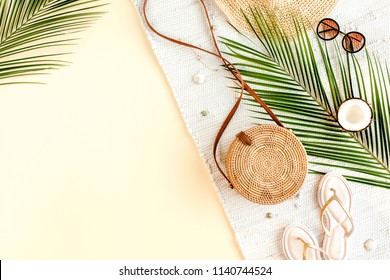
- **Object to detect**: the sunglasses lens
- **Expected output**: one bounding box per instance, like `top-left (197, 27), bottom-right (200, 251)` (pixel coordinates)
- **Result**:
top-left (342, 32), bottom-right (366, 53)
top-left (317, 18), bottom-right (340, 40)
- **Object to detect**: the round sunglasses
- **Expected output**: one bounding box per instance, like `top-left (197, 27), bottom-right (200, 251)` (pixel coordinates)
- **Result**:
top-left (317, 18), bottom-right (365, 53)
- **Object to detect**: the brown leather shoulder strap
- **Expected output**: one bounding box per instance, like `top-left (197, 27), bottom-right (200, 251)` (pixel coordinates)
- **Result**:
top-left (143, 0), bottom-right (284, 186)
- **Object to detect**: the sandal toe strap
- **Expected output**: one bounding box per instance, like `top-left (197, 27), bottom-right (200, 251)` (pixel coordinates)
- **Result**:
top-left (320, 188), bottom-right (354, 238)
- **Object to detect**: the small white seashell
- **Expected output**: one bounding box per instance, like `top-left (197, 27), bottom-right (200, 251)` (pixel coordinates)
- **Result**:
top-left (193, 73), bottom-right (205, 84)
top-left (364, 239), bottom-right (377, 251)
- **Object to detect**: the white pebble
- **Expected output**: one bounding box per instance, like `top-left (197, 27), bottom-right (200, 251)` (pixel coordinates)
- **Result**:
top-left (193, 73), bottom-right (205, 84)
top-left (364, 239), bottom-right (377, 251)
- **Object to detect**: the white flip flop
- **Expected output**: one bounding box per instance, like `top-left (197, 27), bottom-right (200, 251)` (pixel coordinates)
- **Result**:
top-left (318, 172), bottom-right (354, 260)
top-left (282, 224), bottom-right (325, 260)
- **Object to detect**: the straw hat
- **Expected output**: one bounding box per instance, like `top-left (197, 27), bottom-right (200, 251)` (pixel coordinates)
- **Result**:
top-left (215, 0), bottom-right (338, 35)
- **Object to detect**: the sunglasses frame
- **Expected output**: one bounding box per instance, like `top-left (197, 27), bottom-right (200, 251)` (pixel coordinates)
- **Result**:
top-left (317, 18), bottom-right (366, 53)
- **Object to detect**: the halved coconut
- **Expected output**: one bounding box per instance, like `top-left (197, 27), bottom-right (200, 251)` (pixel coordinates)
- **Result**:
top-left (337, 98), bottom-right (373, 132)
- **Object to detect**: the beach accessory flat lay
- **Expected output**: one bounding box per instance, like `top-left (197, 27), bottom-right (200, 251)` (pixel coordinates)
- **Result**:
top-left (143, 0), bottom-right (307, 205)
top-left (134, 0), bottom-right (390, 259)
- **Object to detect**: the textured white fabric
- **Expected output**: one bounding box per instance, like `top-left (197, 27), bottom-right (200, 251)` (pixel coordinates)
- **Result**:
top-left (133, 0), bottom-right (390, 259)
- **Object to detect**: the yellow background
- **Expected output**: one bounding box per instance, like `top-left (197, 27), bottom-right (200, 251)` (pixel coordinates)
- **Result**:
top-left (0, 0), bottom-right (241, 259)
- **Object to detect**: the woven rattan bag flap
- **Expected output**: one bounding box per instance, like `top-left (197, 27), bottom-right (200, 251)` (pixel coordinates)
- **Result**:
top-left (214, 0), bottom-right (338, 34)
top-left (226, 125), bottom-right (307, 205)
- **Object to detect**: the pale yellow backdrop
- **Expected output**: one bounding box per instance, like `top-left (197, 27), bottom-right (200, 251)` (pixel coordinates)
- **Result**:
top-left (0, 0), bottom-right (242, 259)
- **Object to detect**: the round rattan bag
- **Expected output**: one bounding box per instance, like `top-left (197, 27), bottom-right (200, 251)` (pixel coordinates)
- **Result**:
top-left (226, 124), bottom-right (307, 205)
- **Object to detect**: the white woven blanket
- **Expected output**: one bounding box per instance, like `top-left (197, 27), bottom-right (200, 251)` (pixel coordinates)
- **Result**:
top-left (133, 0), bottom-right (390, 259)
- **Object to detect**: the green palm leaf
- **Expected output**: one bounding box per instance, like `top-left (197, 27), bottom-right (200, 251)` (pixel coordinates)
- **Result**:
top-left (0, 0), bottom-right (106, 85)
top-left (221, 7), bottom-right (390, 189)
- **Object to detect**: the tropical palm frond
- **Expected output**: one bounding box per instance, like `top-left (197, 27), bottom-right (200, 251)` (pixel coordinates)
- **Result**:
top-left (0, 0), bottom-right (106, 85)
top-left (221, 7), bottom-right (390, 189)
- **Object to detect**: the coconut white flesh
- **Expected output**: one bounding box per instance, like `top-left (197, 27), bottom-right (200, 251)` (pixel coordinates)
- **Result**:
top-left (338, 99), bottom-right (372, 131)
